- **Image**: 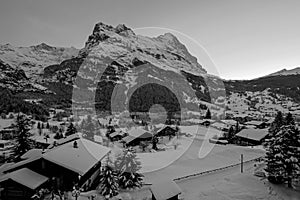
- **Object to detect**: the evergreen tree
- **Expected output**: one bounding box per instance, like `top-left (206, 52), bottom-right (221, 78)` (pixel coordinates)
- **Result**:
top-left (114, 148), bottom-right (144, 189)
top-left (81, 115), bottom-right (95, 139)
top-left (204, 108), bottom-right (211, 119)
top-left (98, 156), bottom-right (119, 199)
top-left (235, 121), bottom-right (240, 134)
top-left (54, 132), bottom-right (63, 140)
top-left (264, 111), bottom-right (285, 183)
top-left (46, 122), bottom-right (50, 129)
top-left (37, 122), bottom-right (41, 129)
top-left (12, 114), bottom-right (33, 161)
top-left (265, 113), bottom-right (300, 187)
top-left (225, 126), bottom-right (235, 143)
top-left (152, 135), bottom-right (158, 150)
top-left (275, 125), bottom-right (300, 187)
top-left (264, 136), bottom-right (285, 183)
top-left (285, 112), bottom-right (295, 126)
top-left (269, 111), bottom-right (284, 136)
top-left (1, 113), bottom-right (7, 119)
top-left (65, 123), bottom-right (76, 137)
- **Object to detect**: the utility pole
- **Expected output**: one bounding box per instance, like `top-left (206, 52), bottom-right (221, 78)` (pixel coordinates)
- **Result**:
top-left (241, 154), bottom-right (244, 173)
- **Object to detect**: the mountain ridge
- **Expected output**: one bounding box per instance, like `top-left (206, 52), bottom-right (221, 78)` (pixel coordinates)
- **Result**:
top-left (0, 22), bottom-right (299, 120)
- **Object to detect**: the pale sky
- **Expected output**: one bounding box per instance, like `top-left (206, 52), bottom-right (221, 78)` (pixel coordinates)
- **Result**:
top-left (1, 0), bottom-right (300, 80)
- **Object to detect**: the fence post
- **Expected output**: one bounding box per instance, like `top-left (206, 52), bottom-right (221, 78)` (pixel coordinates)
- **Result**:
top-left (241, 154), bottom-right (243, 173)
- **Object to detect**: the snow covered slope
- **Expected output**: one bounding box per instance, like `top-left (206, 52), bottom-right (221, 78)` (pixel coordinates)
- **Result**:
top-left (0, 43), bottom-right (79, 77)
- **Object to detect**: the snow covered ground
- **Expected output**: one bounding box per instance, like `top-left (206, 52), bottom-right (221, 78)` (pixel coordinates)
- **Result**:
top-left (176, 161), bottom-right (300, 200)
top-left (75, 158), bottom-right (299, 200)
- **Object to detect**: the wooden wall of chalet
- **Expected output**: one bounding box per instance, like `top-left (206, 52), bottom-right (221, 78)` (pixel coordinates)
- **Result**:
top-left (0, 180), bottom-right (36, 200)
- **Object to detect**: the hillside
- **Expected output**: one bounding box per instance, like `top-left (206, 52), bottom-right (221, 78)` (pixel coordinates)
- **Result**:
top-left (225, 74), bottom-right (300, 103)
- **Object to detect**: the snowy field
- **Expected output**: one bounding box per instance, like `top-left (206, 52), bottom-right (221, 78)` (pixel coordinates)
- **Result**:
top-left (137, 125), bottom-right (265, 182)
top-left (76, 159), bottom-right (300, 200)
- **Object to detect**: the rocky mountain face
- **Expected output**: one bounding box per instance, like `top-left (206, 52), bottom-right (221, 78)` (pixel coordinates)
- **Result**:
top-left (41, 22), bottom-right (221, 116)
top-left (0, 21), bottom-right (299, 120)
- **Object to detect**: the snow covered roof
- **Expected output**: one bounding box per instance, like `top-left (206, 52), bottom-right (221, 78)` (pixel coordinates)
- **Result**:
top-left (0, 139), bottom-right (11, 144)
top-left (47, 133), bottom-right (80, 149)
top-left (245, 120), bottom-right (265, 126)
top-left (4, 155), bottom-right (42, 173)
top-left (236, 129), bottom-right (269, 141)
top-left (150, 180), bottom-right (181, 200)
top-left (211, 122), bottom-right (229, 130)
top-left (0, 168), bottom-right (48, 190)
top-left (221, 119), bottom-right (237, 126)
top-left (127, 127), bottom-right (152, 138)
top-left (110, 129), bottom-right (125, 138)
top-left (30, 134), bottom-right (56, 145)
top-left (265, 118), bottom-right (275, 124)
top-left (0, 163), bottom-right (14, 175)
top-left (43, 138), bottom-right (111, 175)
top-left (233, 114), bottom-right (248, 118)
top-left (156, 125), bottom-right (176, 133)
top-left (21, 149), bottom-right (43, 160)
top-left (123, 127), bottom-right (153, 144)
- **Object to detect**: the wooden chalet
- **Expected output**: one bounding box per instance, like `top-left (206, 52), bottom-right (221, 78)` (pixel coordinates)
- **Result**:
top-left (155, 126), bottom-right (177, 137)
top-left (122, 127), bottom-right (153, 146)
top-left (108, 128), bottom-right (127, 141)
top-left (0, 168), bottom-right (48, 200)
top-left (235, 128), bottom-right (269, 145)
top-left (0, 136), bottom-right (111, 199)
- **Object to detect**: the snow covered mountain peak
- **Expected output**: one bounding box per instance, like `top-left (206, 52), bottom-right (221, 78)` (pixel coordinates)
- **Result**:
top-left (267, 67), bottom-right (300, 76)
top-left (32, 43), bottom-right (56, 51)
top-left (80, 22), bottom-right (206, 75)
top-left (0, 43), bottom-right (79, 78)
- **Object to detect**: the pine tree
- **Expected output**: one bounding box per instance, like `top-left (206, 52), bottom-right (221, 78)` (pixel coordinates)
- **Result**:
top-left (285, 112), bottom-right (295, 126)
top-left (81, 115), bottom-right (95, 139)
top-left (269, 111), bottom-right (284, 137)
top-left (276, 125), bottom-right (300, 187)
top-left (265, 113), bottom-right (300, 187)
top-left (37, 122), bottom-right (41, 129)
top-left (98, 156), bottom-right (119, 199)
top-left (225, 126), bottom-right (235, 143)
top-left (12, 114), bottom-right (33, 161)
top-left (114, 148), bottom-right (144, 189)
top-left (152, 135), bottom-right (158, 150)
top-left (235, 121), bottom-right (240, 134)
top-left (65, 123), bottom-right (76, 137)
top-left (54, 132), bottom-right (63, 140)
top-left (204, 108), bottom-right (211, 119)
top-left (264, 136), bottom-right (285, 183)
